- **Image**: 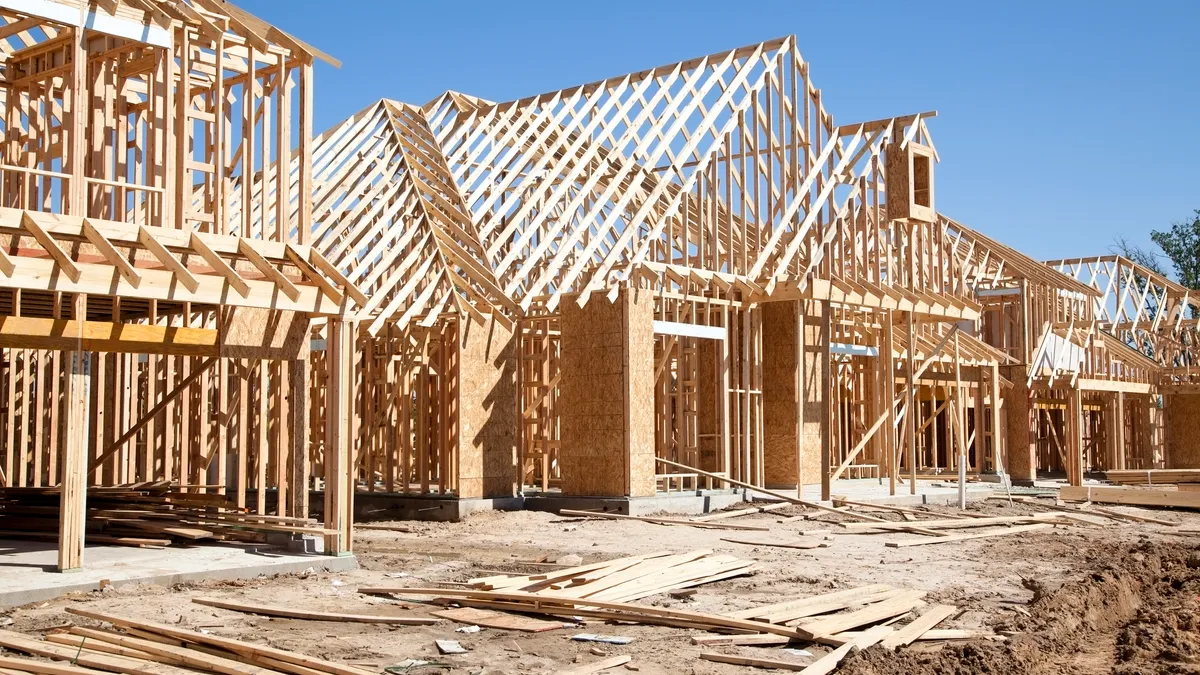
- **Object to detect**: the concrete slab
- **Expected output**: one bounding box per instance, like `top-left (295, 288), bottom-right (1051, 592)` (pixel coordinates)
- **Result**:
top-left (0, 540), bottom-right (357, 609)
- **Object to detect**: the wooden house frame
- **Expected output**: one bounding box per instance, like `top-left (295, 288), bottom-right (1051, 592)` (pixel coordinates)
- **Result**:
top-left (946, 220), bottom-right (1163, 485)
top-left (0, 0), bottom-right (361, 570)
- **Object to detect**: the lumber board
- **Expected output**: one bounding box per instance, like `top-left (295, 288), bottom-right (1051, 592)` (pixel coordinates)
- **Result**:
top-left (840, 514), bottom-right (1062, 531)
top-left (798, 590), bottom-right (926, 637)
top-left (557, 509), bottom-right (770, 531)
top-left (720, 537), bottom-right (829, 550)
top-left (555, 655), bottom-right (630, 675)
top-left (700, 653), bottom-right (808, 671)
top-left (878, 604), bottom-right (957, 648)
top-left (429, 607), bottom-right (568, 632)
top-left (798, 625), bottom-right (892, 675)
top-left (0, 656), bottom-right (114, 675)
top-left (0, 630), bottom-right (185, 675)
top-left (691, 502), bottom-right (793, 522)
top-left (1060, 486), bottom-right (1200, 509)
top-left (358, 586), bottom-right (821, 641)
top-left (68, 628), bottom-right (283, 675)
top-left (728, 584), bottom-right (894, 621)
top-left (885, 523), bottom-right (1054, 547)
top-left (690, 634), bottom-right (793, 646)
top-left (191, 597), bottom-right (440, 624)
top-left (65, 610), bottom-right (374, 675)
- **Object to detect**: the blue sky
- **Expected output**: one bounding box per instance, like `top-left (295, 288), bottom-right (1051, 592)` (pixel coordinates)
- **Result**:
top-left (239, 0), bottom-right (1199, 267)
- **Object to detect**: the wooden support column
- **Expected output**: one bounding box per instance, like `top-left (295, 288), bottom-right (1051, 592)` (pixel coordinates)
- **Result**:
top-left (1068, 386), bottom-right (1084, 486)
top-left (59, 294), bottom-right (88, 572)
top-left (906, 312), bottom-right (917, 495)
top-left (289, 357), bottom-right (310, 517)
top-left (1116, 391), bottom-right (1127, 469)
top-left (819, 301), bottom-right (832, 501)
top-left (456, 315), bottom-right (517, 499)
top-left (1005, 366), bottom-right (1037, 482)
top-left (884, 311), bottom-right (896, 496)
top-left (559, 288), bottom-right (655, 497)
top-left (990, 363), bottom-right (1003, 478)
top-left (324, 318), bottom-right (354, 555)
top-left (762, 300), bottom-right (801, 488)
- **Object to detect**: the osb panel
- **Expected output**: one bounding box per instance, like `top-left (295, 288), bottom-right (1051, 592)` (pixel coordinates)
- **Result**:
top-left (559, 288), bottom-right (655, 497)
top-left (1003, 365), bottom-right (1037, 481)
top-left (626, 288), bottom-right (656, 498)
top-left (220, 307), bottom-right (309, 360)
top-left (456, 316), bottom-right (517, 499)
top-left (696, 340), bottom-right (719, 471)
top-left (798, 301), bottom-right (824, 486)
top-left (762, 300), bottom-right (800, 487)
top-left (1165, 393), bottom-right (1200, 469)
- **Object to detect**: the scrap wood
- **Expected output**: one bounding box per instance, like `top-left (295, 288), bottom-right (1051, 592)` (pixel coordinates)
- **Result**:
top-left (0, 655), bottom-right (114, 675)
top-left (557, 509), bottom-right (770, 531)
top-left (1091, 507), bottom-right (1179, 526)
top-left (691, 634), bottom-right (793, 646)
top-left (798, 590), bottom-right (927, 637)
top-left (358, 587), bottom-right (824, 642)
top-left (0, 630), bottom-right (186, 675)
top-left (885, 523), bottom-right (1055, 547)
top-left (68, 627), bottom-right (299, 675)
top-left (555, 655), bottom-right (630, 675)
top-left (720, 537), bottom-right (829, 550)
top-left (1060, 485), bottom-right (1200, 509)
top-left (728, 584), bottom-right (894, 622)
top-left (878, 604), bottom-right (957, 648)
top-left (191, 597), bottom-right (439, 625)
top-left (840, 513), bottom-right (1064, 532)
top-left (428, 597), bottom-right (733, 632)
top-left (429, 607), bottom-right (569, 632)
top-left (699, 653), bottom-right (809, 672)
top-left (830, 497), bottom-right (974, 520)
top-left (65, 608), bottom-right (375, 675)
top-left (691, 502), bottom-right (793, 522)
top-left (797, 625), bottom-right (892, 675)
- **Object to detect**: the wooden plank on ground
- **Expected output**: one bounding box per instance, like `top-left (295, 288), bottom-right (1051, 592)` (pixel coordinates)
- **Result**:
top-left (555, 655), bottom-right (630, 675)
top-left (878, 604), bottom-right (957, 648)
top-left (884, 523), bottom-right (1054, 548)
top-left (557, 509), bottom-right (770, 531)
top-left (191, 597), bottom-right (440, 624)
top-left (65, 609), bottom-right (375, 675)
top-left (429, 607), bottom-right (568, 632)
top-left (799, 590), bottom-right (926, 637)
top-left (798, 625), bottom-right (892, 675)
top-left (720, 537), bottom-right (828, 550)
top-left (1060, 485), bottom-right (1200, 509)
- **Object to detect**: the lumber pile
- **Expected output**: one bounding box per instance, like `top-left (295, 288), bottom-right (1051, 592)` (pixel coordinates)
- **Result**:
top-left (0, 482), bottom-right (332, 548)
top-left (1060, 485), bottom-right (1200, 510)
top-left (1103, 469), bottom-right (1200, 486)
top-left (466, 550), bottom-right (753, 603)
top-left (0, 608), bottom-right (377, 675)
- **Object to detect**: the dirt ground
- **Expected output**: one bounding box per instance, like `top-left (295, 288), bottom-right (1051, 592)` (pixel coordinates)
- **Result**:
top-left (5, 498), bottom-right (1200, 675)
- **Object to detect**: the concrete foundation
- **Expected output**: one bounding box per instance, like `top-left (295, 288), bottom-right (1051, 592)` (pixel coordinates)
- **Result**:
top-left (0, 540), bottom-right (357, 609)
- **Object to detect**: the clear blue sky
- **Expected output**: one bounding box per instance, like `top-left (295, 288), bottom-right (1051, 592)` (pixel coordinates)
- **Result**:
top-left (239, 0), bottom-right (1199, 268)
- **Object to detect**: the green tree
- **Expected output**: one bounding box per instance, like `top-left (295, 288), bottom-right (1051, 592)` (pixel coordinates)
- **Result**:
top-left (1150, 209), bottom-right (1200, 289)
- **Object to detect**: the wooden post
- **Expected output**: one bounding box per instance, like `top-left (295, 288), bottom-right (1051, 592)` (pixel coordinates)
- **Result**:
top-left (906, 312), bottom-right (917, 495)
top-left (990, 362), bottom-right (1003, 479)
top-left (954, 332), bottom-right (965, 509)
top-left (289, 358), bottom-right (310, 518)
top-left (1069, 387), bottom-right (1084, 486)
top-left (59, 293), bottom-right (88, 572)
top-left (819, 301), bottom-right (831, 501)
top-left (884, 311), bottom-right (896, 496)
top-left (324, 318), bottom-right (354, 555)
top-left (1115, 391), bottom-right (1126, 470)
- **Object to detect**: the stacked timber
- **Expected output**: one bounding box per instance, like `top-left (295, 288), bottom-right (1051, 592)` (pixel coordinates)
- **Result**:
top-left (0, 482), bottom-right (332, 548)
top-left (1103, 469), bottom-right (1200, 486)
top-left (1061, 485), bottom-right (1200, 510)
top-left (0, 608), bottom-right (377, 675)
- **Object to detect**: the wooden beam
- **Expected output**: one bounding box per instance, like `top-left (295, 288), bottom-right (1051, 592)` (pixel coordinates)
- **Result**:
top-left (0, 316), bottom-right (218, 356)
top-left (138, 226), bottom-right (198, 292)
top-left (190, 233), bottom-right (250, 296)
top-left (239, 238), bottom-right (300, 300)
top-left (22, 213), bottom-right (81, 283)
top-left (81, 219), bottom-right (140, 287)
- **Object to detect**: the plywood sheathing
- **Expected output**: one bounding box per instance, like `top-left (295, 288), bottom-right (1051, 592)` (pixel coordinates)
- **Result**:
top-left (456, 316), bottom-right (518, 499)
top-left (559, 288), bottom-right (655, 497)
top-left (801, 301), bottom-right (827, 491)
top-left (762, 300), bottom-right (801, 487)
